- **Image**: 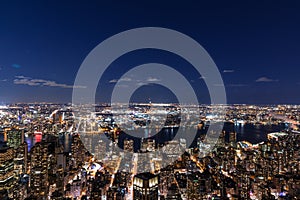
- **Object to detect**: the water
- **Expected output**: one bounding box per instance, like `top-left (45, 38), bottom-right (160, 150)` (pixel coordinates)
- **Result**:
top-left (1, 122), bottom-right (286, 152)
top-left (118, 122), bottom-right (287, 151)
top-left (224, 122), bottom-right (286, 144)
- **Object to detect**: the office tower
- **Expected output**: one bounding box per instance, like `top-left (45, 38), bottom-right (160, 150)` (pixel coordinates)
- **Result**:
top-left (166, 182), bottom-right (181, 200)
top-left (140, 138), bottom-right (147, 152)
top-left (123, 138), bottom-right (134, 152)
top-left (14, 142), bottom-right (28, 175)
top-left (5, 127), bottom-right (24, 149)
top-left (71, 134), bottom-right (86, 168)
top-left (229, 132), bottom-right (237, 144)
top-left (217, 131), bottom-right (226, 147)
top-left (94, 139), bottom-right (107, 161)
top-left (146, 139), bottom-right (155, 152)
top-left (91, 171), bottom-right (107, 199)
top-left (52, 111), bottom-right (64, 124)
top-left (5, 127), bottom-right (28, 176)
top-left (30, 142), bottom-right (49, 198)
top-left (107, 186), bottom-right (125, 200)
top-left (56, 165), bottom-right (64, 196)
top-left (133, 172), bottom-right (159, 200)
top-left (57, 152), bottom-right (67, 170)
top-left (0, 142), bottom-right (15, 196)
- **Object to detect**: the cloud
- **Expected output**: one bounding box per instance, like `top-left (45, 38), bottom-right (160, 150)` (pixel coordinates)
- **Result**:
top-left (146, 77), bottom-right (160, 82)
top-left (109, 77), bottom-right (160, 85)
top-left (109, 79), bottom-right (118, 83)
top-left (109, 77), bottom-right (132, 83)
top-left (14, 78), bottom-right (40, 86)
top-left (255, 77), bottom-right (278, 82)
top-left (136, 82), bottom-right (146, 86)
top-left (223, 69), bottom-right (234, 73)
top-left (0, 79), bottom-right (7, 82)
top-left (13, 76), bottom-right (86, 89)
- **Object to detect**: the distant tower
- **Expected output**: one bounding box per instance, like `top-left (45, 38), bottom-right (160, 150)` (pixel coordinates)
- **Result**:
top-left (218, 131), bottom-right (226, 146)
top-left (229, 132), bottom-right (237, 144)
top-left (123, 138), bottom-right (134, 153)
top-left (94, 139), bottom-right (107, 161)
top-left (133, 172), bottom-right (159, 200)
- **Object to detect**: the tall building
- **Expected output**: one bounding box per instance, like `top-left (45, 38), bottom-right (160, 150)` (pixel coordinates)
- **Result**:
top-left (123, 138), bottom-right (134, 152)
top-left (216, 131), bottom-right (226, 147)
top-left (5, 127), bottom-right (24, 149)
top-left (229, 132), bottom-right (237, 144)
top-left (14, 142), bottom-right (28, 175)
top-left (71, 134), bottom-right (86, 168)
top-left (30, 142), bottom-right (49, 198)
top-left (0, 142), bottom-right (15, 196)
top-left (94, 139), bottom-right (107, 161)
top-left (4, 127), bottom-right (27, 175)
top-left (133, 172), bottom-right (159, 200)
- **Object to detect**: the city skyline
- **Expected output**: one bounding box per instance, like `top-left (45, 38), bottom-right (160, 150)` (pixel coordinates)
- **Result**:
top-left (1, 2), bottom-right (300, 199)
top-left (1, 1), bottom-right (300, 104)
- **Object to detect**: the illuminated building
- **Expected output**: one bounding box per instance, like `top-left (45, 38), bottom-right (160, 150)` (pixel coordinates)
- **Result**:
top-left (71, 134), bottom-right (87, 168)
top-left (267, 132), bottom-right (288, 141)
top-left (5, 127), bottom-right (24, 149)
top-left (94, 139), bottom-right (107, 161)
top-left (91, 171), bottom-right (106, 199)
top-left (229, 132), bottom-right (237, 145)
top-left (0, 142), bottom-right (15, 195)
top-left (30, 142), bottom-right (49, 198)
top-left (107, 186), bottom-right (125, 200)
top-left (216, 131), bottom-right (226, 147)
top-left (133, 172), bottom-right (159, 200)
top-left (56, 165), bottom-right (64, 197)
top-left (146, 139), bottom-right (155, 152)
top-left (14, 142), bottom-right (28, 175)
top-left (123, 138), bottom-right (134, 152)
top-left (51, 110), bottom-right (65, 124)
top-left (4, 127), bottom-right (27, 175)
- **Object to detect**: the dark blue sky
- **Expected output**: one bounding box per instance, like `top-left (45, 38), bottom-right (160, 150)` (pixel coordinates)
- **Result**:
top-left (0, 1), bottom-right (300, 104)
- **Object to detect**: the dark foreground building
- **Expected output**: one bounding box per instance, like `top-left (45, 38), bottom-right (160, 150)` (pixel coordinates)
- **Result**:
top-left (133, 172), bottom-right (159, 200)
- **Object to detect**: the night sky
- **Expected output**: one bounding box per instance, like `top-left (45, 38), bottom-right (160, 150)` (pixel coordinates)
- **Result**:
top-left (1, 1), bottom-right (300, 104)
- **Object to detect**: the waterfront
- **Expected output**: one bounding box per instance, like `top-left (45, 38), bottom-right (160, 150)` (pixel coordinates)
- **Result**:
top-left (18, 122), bottom-right (287, 153)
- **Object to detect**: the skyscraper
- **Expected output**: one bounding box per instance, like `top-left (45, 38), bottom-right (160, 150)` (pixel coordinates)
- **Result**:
top-left (0, 142), bottom-right (15, 196)
top-left (5, 127), bottom-right (24, 149)
top-left (229, 132), bottom-right (237, 145)
top-left (30, 142), bottom-right (49, 198)
top-left (4, 127), bottom-right (27, 175)
top-left (133, 172), bottom-right (159, 200)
